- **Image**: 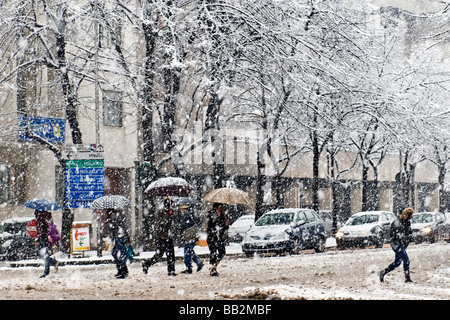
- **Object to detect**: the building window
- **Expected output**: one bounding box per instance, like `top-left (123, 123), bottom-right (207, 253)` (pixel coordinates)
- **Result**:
top-left (103, 90), bottom-right (122, 127)
top-left (0, 164), bottom-right (26, 205)
top-left (0, 165), bottom-right (10, 203)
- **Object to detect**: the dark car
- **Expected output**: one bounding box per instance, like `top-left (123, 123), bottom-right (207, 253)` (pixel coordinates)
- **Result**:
top-left (0, 217), bottom-right (37, 261)
top-left (242, 208), bottom-right (326, 257)
top-left (318, 210), bottom-right (341, 237)
top-left (411, 212), bottom-right (450, 243)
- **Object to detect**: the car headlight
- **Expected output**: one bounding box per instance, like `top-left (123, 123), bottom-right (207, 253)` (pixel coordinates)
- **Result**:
top-left (421, 227), bottom-right (433, 234)
top-left (272, 231), bottom-right (290, 241)
top-left (335, 231), bottom-right (344, 239)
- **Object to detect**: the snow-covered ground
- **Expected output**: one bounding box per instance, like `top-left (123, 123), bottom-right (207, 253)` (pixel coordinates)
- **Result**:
top-left (0, 240), bottom-right (448, 300)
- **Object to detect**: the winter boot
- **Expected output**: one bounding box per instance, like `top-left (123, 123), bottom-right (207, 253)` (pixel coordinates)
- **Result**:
top-left (404, 271), bottom-right (413, 283)
top-left (210, 262), bottom-right (219, 276)
top-left (378, 269), bottom-right (389, 283)
top-left (197, 261), bottom-right (204, 272)
top-left (210, 267), bottom-right (219, 276)
top-left (114, 264), bottom-right (122, 277)
top-left (181, 268), bottom-right (192, 274)
top-left (116, 265), bottom-right (129, 279)
top-left (142, 261), bottom-right (149, 274)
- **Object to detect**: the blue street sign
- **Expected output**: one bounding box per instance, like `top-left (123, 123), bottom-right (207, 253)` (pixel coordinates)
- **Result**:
top-left (64, 159), bottom-right (104, 209)
top-left (19, 115), bottom-right (65, 144)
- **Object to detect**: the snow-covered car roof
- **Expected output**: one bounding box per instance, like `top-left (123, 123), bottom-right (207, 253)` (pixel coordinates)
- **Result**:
top-left (264, 208), bottom-right (312, 215)
top-left (1, 217), bottom-right (34, 225)
top-left (351, 211), bottom-right (389, 216)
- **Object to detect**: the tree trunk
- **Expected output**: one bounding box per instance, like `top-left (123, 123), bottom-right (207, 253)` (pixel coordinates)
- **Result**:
top-left (55, 8), bottom-right (82, 252)
top-left (312, 130), bottom-right (320, 213)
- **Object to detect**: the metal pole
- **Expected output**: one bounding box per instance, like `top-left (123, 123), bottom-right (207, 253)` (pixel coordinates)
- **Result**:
top-left (94, 0), bottom-right (100, 146)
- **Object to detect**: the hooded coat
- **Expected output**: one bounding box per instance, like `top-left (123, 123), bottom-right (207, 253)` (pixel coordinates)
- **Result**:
top-left (389, 208), bottom-right (414, 248)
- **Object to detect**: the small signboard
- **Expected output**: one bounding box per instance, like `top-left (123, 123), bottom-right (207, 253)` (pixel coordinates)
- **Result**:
top-left (71, 222), bottom-right (91, 255)
top-left (19, 115), bottom-right (65, 144)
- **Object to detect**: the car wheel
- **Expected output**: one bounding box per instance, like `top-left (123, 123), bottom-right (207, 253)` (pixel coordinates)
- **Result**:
top-left (375, 232), bottom-right (384, 248)
top-left (314, 236), bottom-right (326, 253)
top-left (288, 238), bottom-right (301, 255)
top-left (429, 233), bottom-right (437, 243)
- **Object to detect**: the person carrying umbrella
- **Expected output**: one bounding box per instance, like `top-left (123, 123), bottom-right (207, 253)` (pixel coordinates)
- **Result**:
top-left (203, 187), bottom-right (249, 276)
top-left (206, 203), bottom-right (229, 276)
top-left (91, 195), bottom-right (132, 279)
top-left (35, 210), bottom-right (60, 278)
top-left (142, 198), bottom-right (177, 276)
top-left (179, 203), bottom-right (203, 274)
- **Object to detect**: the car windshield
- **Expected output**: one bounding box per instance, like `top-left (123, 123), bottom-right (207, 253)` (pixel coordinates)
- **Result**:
top-left (255, 212), bottom-right (295, 226)
top-left (412, 214), bottom-right (433, 224)
top-left (346, 214), bottom-right (379, 226)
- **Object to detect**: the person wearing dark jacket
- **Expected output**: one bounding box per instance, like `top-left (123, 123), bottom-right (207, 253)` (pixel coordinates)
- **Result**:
top-left (109, 208), bottom-right (132, 279)
top-left (207, 203), bottom-right (229, 276)
top-left (379, 207), bottom-right (414, 283)
top-left (142, 199), bottom-right (177, 276)
top-left (179, 204), bottom-right (203, 274)
top-left (35, 210), bottom-right (60, 278)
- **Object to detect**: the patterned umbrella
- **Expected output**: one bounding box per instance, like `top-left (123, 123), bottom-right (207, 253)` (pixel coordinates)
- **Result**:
top-left (24, 198), bottom-right (62, 211)
top-left (144, 177), bottom-right (194, 197)
top-left (90, 195), bottom-right (130, 210)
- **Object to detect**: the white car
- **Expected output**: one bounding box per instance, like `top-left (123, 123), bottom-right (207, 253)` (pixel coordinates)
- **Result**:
top-left (228, 215), bottom-right (255, 242)
top-left (335, 211), bottom-right (395, 249)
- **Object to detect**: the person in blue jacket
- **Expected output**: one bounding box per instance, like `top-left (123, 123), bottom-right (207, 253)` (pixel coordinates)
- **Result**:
top-left (179, 204), bottom-right (203, 274)
top-left (379, 207), bottom-right (414, 283)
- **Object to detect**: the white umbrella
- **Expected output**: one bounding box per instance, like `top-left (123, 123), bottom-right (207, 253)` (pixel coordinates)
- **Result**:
top-left (144, 177), bottom-right (194, 197)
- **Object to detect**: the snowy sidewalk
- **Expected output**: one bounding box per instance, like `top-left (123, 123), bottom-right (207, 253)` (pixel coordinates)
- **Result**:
top-left (5, 238), bottom-right (337, 268)
top-left (5, 243), bottom-right (243, 268)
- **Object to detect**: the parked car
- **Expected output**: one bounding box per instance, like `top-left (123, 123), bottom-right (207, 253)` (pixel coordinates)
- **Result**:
top-left (242, 208), bottom-right (326, 257)
top-left (318, 210), bottom-right (341, 237)
top-left (445, 213), bottom-right (450, 242)
top-left (0, 217), bottom-right (36, 261)
top-left (335, 211), bottom-right (395, 249)
top-left (410, 212), bottom-right (450, 243)
top-left (228, 215), bottom-right (255, 243)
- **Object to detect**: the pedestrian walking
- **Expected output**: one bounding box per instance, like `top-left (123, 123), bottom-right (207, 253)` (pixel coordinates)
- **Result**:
top-left (108, 208), bottom-right (133, 279)
top-left (142, 198), bottom-right (177, 276)
top-left (179, 204), bottom-right (204, 274)
top-left (35, 210), bottom-right (60, 278)
top-left (206, 203), bottom-right (229, 276)
top-left (379, 207), bottom-right (414, 283)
